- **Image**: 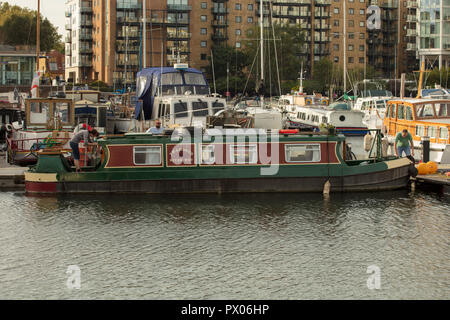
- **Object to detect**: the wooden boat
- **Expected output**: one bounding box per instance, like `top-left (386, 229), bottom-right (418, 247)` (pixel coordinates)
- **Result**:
top-left (25, 128), bottom-right (416, 194)
top-left (383, 98), bottom-right (450, 163)
top-left (6, 98), bottom-right (75, 165)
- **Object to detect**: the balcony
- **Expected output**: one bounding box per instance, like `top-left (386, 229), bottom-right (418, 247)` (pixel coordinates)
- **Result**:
top-left (211, 33), bottom-right (229, 41)
top-left (116, 60), bottom-right (139, 67)
top-left (79, 33), bottom-right (93, 40)
top-left (407, 1), bottom-right (417, 8)
top-left (406, 29), bottom-right (417, 37)
top-left (167, 4), bottom-right (192, 11)
top-left (407, 15), bottom-right (417, 23)
top-left (314, 36), bottom-right (330, 42)
top-left (79, 60), bottom-right (92, 67)
top-left (65, 34), bottom-right (72, 43)
top-left (116, 45), bottom-right (140, 53)
top-left (80, 7), bottom-right (93, 13)
top-left (211, 20), bottom-right (229, 27)
top-left (65, 24), bottom-right (72, 30)
top-left (117, 17), bottom-right (140, 24)
top-left (167, 32), bottom-right (192, 39)
top-left (407, 43), bottom-right (417, 51)
top-left (314, 23), bottom-right (330, 30)
top-left (79, 47), bottom-right (93, 54)
top-left (315, 0), bottom-right (331, 5)
top-left (81, 20), bottom-right (93, 27)
top-left (212, 8), bottom-right (230, 14)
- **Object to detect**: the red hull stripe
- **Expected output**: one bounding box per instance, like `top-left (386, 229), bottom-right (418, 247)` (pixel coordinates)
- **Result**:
top-left (25, 181), bottom-right (57, 193)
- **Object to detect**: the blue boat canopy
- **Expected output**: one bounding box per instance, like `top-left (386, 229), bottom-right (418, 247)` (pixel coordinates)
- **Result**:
top-left (134, 67), bottom-right (210, 120)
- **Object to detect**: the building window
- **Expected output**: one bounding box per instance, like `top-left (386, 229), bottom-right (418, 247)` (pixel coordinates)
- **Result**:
top-left (201, 15), bottom-right (207, 22)
top-left (333, 32), bottom-right (339, 38)
top-left (201, 41), bottom-right (207, 47)
top-left (348, 45), bottom-right (354, 51)
top-left (359, 21), bottom-right (365, 27)
top-left (248, 4), bottom-right (253, 11)
top-left (201, 28), bottom-right (207, 35)
top-left (201, 53), bottom-right (207, 60)
top-left (359, 33), bottom-right (365, 39)
top-left (348, 32), bottom-right (354, 39)
top-left (348, 57), bottom-right (354, 63)
top-left (359, 57), bottom-right (364, 63)
top-left (236, 42), bottom-right (241, 48)
top-left (133, 146), bottom-right (161, 166)
top-left (359, 45), bottom-right (364, 51)
top-left (333, 20), bottom-right (339, 27)
top-left (236, 16), bottom-right (242, 23)
top-left (334, 8), bottom-right (339, 14)
top-left (349, 20), bottom-right (354, 27)
top-left (360, 9), bottom-right (365, 15)
top-left (248, 16), bottom-right (253, 23)
top-left (333, 44), bottom-right (339, 50)
top-left (235, 3), bottom-right (241, 10)
top-left (285, 144), bottom-right (321, 163)
top-left (236, 29), bottom-right (241, 35)
top-left (439, 127), bottom-right (449, 139)
top-left (349, 8), bottom-right (354, 15)
top-left (201, 2), bottom-right (207, 9)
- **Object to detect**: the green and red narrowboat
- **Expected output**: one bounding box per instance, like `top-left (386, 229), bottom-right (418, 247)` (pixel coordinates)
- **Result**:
top-left (25, 128), bottom-right (416, 194)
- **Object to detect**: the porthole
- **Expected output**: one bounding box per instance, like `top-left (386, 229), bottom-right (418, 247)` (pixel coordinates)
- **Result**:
top-left (339, 115), bottom-right (346, 122)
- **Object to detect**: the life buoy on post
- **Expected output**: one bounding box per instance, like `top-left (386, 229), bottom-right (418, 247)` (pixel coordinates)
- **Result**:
top-left (364, 133), bottom-right (374, 152)
top-left (321, 99), bottom-right (328, 105)
top-left (305, 98), bottom-right (312, 105)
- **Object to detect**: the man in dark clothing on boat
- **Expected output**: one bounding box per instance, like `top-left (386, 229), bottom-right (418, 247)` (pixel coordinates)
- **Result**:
top-left (394, 129), bottom-right (415, 158)
top-left (70, 128), bottom-right (99, 172)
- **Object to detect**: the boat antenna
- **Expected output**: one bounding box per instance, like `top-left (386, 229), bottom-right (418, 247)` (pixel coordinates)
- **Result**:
top-left (259, 0), bottom-right (264, 108)
top-left (211, 49), bottom-right (217, 96)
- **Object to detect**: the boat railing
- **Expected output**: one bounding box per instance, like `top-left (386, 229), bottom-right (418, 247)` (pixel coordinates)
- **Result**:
top-left (8, 136), bottom-right (70, 153)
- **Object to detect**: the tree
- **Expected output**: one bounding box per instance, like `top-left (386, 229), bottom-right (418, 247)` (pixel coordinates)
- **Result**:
top-left (243, 23), bottom-right (306, 96)
top-left (0, 1), bottom-right (62, 52)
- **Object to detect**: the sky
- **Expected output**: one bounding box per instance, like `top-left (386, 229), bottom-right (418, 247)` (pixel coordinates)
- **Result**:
top-left (4, 0), bottom-right (66, 35)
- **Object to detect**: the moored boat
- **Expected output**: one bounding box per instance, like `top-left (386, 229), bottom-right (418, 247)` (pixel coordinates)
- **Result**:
top-left (25, 128), bottom-right (416, 194)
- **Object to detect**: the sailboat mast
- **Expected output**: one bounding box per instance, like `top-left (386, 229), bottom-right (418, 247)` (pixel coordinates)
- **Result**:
top-left (36, 0), bottom-right (40, 97)
top-left (259, 0), bottom-right (264, 107)
top-left (143, 0), bottom-right (147, 68)
top-left (343, 0), bottom-right (346, 94)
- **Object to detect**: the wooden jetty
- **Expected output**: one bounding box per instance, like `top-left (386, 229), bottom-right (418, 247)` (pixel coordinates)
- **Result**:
top-left (0, 152), bottom-right (27, 191)
top-left (412, 165), bottom-right (450, 194)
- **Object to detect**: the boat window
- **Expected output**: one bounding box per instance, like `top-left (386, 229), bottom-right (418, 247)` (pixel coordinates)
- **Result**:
top-left (212, 102), bottom-right (224, 114)
top-left (439, 127), bottom-right (449, 139)
top-left (285, 144), bottom-right (321, 162)
top-left (406, 106), bottom-right (413, 121)
top-left (427, 126), bottom-right (437, 138)
top-left (389, 104), bottom-right (396, 118)
top-left (157, 102), bottom-right (163, 118)
top-left (174, 102), bottom-right (188, 118)
top-left (192, 101), bottom-right (209, 117)
top-left (435, 103), bottom-right (450, 117)
top-left (322, 116), bottom-right (328, 124)
top-left (133, 146), bottom-right (161, 165)
top-left (184, 73), bottom-right (207, 86)
top-left (29, 102), bottom-right (50, 124)
top-left (415, 125), bottom-right (425, 137)
top-left (397, 104), bottom-right (405, 120)
top-left (161, 73), bottom-right (183, 85)
top-left (55, 102), bottom-right (70, 123)
top-left (230, 144), bottom-right (258, 164)
top-left (201, 145), bottom-right (215, 164)
top-left (416, 104), bottom-right (435, 118)
top-left (376, 100), bottom-right (386, 109)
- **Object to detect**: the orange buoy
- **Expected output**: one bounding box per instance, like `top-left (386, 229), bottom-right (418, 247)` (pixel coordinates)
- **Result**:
top-left (426, 161), bottom-right (438, 174)
top-left (417, 163), bottom-right (429, 175)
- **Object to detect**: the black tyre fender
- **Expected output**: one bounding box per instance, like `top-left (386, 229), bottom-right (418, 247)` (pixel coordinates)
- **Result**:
top-left (408, 165), bottom-right (418, 178)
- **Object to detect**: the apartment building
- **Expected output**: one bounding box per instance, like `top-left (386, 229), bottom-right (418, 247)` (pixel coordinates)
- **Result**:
top-left (417, 0), bottom-right (450, 69)
top-left (65, 0), bottom-right (420, 88)
top-left (65, 0), bottom-right (94, 84)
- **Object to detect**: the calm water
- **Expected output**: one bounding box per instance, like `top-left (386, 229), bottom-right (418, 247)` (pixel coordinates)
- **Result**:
top-left (0, 190), bottom-right (448, 300)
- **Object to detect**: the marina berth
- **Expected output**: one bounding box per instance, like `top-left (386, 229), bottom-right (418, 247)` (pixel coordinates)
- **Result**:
top-left (25, 128), bottom-right (416, 194)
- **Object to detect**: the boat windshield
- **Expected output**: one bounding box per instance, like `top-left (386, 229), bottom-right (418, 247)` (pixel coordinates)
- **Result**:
top-left (375, 100), bottom-right (387, 109)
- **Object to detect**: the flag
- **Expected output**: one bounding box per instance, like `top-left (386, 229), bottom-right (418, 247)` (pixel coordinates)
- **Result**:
top-left (30, 71), bottom-right (41, 98)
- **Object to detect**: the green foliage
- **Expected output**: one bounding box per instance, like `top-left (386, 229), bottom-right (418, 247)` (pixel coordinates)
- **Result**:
top-left (0, 1), bottom-right (62, 52)
top-left (424, 67), bottom-right (450, 88)
top-left (243, 23), bottom-right (306, 95)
